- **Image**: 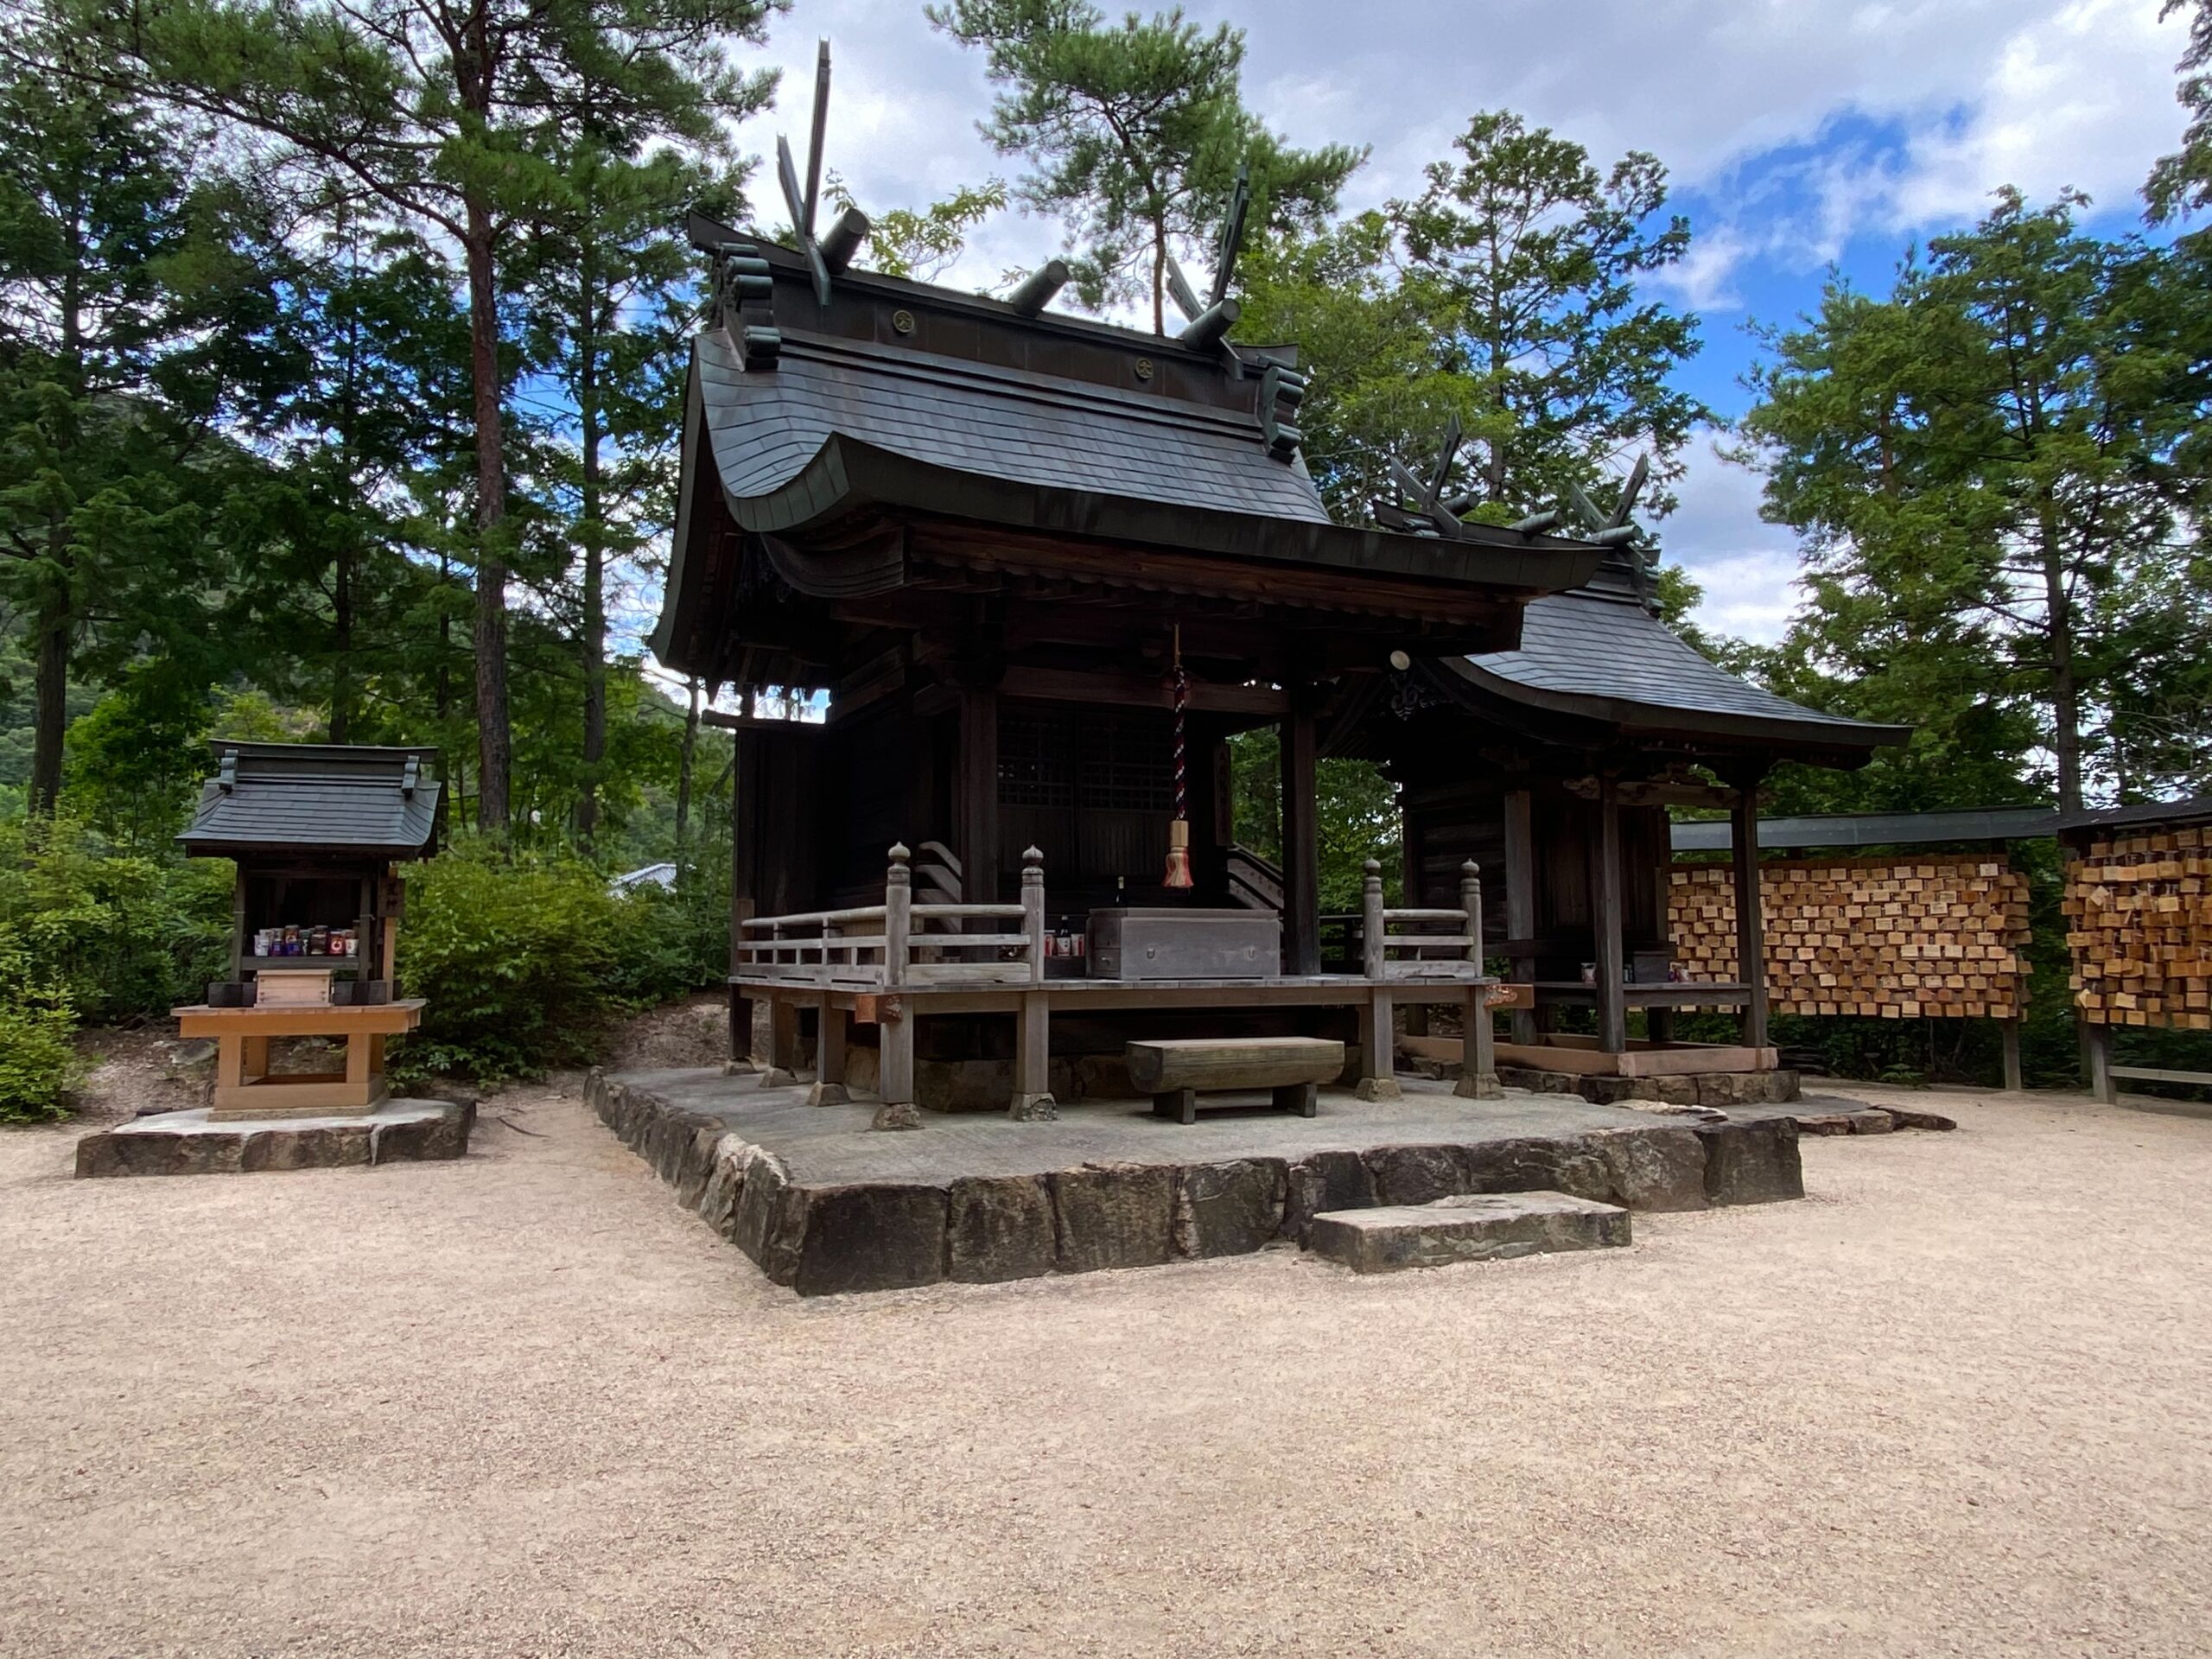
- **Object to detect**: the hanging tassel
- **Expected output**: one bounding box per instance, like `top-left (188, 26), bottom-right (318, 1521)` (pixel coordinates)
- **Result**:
top-left (1164, 625), bottom-right (1194, 889)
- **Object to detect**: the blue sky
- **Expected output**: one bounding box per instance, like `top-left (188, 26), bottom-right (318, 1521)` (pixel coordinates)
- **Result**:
top-left (661, 0), bottom-right (2195, 657)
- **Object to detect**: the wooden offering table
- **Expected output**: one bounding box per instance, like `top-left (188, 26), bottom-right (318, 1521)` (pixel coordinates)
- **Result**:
top-left (178, 998), bottom-right (427, 1119)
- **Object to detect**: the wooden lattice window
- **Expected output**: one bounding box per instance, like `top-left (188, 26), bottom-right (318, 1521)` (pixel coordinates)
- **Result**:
top-left (998, 709), bottom-right (1076, 808)
top-left (999, 705), bottom-right (1171, 812)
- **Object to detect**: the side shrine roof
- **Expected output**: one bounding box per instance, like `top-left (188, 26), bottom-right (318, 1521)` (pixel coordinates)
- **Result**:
top-left (1437, 570), bottom-right (1911, 757)
top-left (178, 742), bottom-right (442, 861)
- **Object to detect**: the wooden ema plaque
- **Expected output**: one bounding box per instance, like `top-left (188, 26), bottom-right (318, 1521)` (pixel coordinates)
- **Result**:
top-left (1671, 856), bottom-right (2031, 1020)
top-left (2065, 826), bottom-right (2212, 1030)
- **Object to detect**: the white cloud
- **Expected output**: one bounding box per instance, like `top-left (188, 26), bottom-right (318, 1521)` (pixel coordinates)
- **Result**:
top-left (1883, 0), bottom-right (2182, 226)
top-left (1658, 433), bottom-right (1806, 647)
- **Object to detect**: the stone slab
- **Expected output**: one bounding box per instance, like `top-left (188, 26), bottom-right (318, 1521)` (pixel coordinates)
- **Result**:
top-left (74, 1098), bottom-right (472, 1178)
top-left (1309, 1191), bottom-right (1631, 1274)
top-left (584, 1066), bottom-right (1853, 1297)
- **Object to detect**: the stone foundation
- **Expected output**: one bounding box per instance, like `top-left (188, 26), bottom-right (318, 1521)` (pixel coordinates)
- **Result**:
top-left (74, 1097), bottom-right (474, 1178)
top-left (1496, 1066), bottom-right (1802, 1109)
top-left (586, 1070), bottom-right (1804, 1296)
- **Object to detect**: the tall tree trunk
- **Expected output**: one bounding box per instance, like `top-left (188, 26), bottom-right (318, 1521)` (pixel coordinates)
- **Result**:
top-left (464, 211), bottom-right (512, 837)
top-left (675, 673), bottom-right (700, 853)
top-left (1151, 226), bottom-right (1166, 335)
top-left (576, 256), bottom-right (606, 845)
top-left (2038, 501), bottom-right (2084, 814)
top-left (29, 579), bottom-right (69, 816)
top-left (329, 539), bottom-right (353, 744)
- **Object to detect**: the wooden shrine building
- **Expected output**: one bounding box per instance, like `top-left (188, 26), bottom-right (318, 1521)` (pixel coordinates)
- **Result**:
top-left (653, 126), bottom-right (1908, 1122)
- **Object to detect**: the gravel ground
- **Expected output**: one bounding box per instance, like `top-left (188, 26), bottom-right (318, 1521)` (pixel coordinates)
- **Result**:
top-left (3, 1079), bottom-right (2209, 1659)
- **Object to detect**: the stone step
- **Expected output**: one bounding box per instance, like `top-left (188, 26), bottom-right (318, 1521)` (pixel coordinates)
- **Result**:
top-left (1308, 1190), bottom-right (1630, 1274)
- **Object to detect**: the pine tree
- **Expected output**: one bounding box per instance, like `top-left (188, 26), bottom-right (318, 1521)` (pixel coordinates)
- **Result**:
top-left (927, 0), bottom-right (1363, 332)
top-left (1391, 111), bottom-right (1707, 522)
top-left (45, 0), bottom-right (778, 835)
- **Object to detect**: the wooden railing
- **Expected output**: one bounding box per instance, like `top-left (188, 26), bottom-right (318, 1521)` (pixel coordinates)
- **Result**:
top-left (1360, 858), bottom-right (1488, 982)
top-left (736, 844), bottom-right (1047, 988)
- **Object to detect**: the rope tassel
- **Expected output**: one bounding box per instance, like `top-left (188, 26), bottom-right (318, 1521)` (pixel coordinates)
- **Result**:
top-left (1164, 626), bottom-right (1193, 890)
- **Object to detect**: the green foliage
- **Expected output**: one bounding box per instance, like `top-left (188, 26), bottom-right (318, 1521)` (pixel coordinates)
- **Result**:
top-left (828, 174), bottom-right (1008, 282)
top-left (1738, 189), bottom-right (2212, 812)
top-left (2147, 0), bottom-right (2212, 222)
top-left (926, 0), bottom-right (1364, 331)
top-left (391, 843), bottom-right (726, 1084)
top-left (0, 811), bottom-right (230, 1024)
top-left (1392, 111), bottom-right (1709, 523)
top-left (0, 980), bottom-right (77, 1121)
top-left (1227, 728), bottom-right (1402, 911)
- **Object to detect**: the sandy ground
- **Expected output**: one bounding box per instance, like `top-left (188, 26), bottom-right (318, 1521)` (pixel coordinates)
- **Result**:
top-left (3, 1078), bottom-right (2209, 1659)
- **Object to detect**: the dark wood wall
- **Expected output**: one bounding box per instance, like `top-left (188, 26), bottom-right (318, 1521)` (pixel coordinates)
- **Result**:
top-left (1404, 780), bottom-right (1670, 956)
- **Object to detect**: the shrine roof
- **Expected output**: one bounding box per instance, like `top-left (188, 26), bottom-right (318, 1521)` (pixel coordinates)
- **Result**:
top-left (179, 742), bottom-right (442, 861)
top-left (1440, 565), bottom-right (1911, 756)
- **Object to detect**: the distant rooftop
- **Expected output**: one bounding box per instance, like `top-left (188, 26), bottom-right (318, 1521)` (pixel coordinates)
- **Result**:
top-left (1671, 806), bottom-right (2060, 852)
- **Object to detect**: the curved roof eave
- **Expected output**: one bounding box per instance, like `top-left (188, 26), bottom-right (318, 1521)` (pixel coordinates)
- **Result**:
top-left (1440, 653), bottom-right (1911, 752)
top-left (716, 430), bottom-right (1606, 595)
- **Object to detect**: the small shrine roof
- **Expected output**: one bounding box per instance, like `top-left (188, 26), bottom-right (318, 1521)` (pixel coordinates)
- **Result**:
top-left (179, 743), bottom-right (442, 860)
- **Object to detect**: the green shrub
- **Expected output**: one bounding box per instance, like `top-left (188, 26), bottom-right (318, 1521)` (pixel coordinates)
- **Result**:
top-left (391, 845), bottom-right (727, 1084)
top-left (0, 814), bottom-right (231, 1025)
top-left (0, 991), bottom-right (79, 1122)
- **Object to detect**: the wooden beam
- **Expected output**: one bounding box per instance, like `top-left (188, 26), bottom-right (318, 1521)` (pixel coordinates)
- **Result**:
top-left (1503, 786), bottom-right (1537, 1046)
top-left (1592, 778), bottom-right (1628, 1054)
top-left (999, 664), bottom-right (1288, 716)
top-left (959, 685), bottom-right (1000, 905)
top-left (1281, 696), bottom-right (1320, 975)
top-left (1732, 776), bottom-right (1770, 1052)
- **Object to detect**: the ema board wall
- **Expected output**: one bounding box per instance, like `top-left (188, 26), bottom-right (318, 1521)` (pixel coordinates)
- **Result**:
top-left (2064, 827), bottom-right (2212, 1030)
top-left (1671, 857), bottom-right (2032, 1019)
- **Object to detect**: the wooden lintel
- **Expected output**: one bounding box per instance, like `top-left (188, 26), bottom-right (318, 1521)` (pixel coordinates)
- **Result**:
top-left (702, 710), bottom-right (829, 733)
top-left (1001, 664), bottom-right (1287, 715)
top-left (1562, 775), bottom-right (1770, 810)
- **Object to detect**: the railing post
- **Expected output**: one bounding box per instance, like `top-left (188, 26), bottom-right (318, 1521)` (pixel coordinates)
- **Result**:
top-left (874, 843), bottom-right (920, 1130)
top-left (1362, 858), bottom-right (1386, 982)
top-left (884, 844), bottom-right (911, 990)
top-left (1010, 845), bottom-right (1058, 1122)
top-left (1460, 861), bottom-right (1484, 971)
top-left (1457, 860), bottom-right (1502, 1100)
top-left (1021, 846), bottom-right (1046, 986)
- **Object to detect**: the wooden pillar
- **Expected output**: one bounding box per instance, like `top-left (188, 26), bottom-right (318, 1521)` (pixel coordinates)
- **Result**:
top-left (1357, 988), bottom-right (1399, 1099)
top-left (2000, 1015), bottom-right (2024, 1093)
top-left (728, 724), bottom-right (761, 1070)
top-left (1458, 985), bottom-right (1502, 1099)
top-left (1503, 785), bottom-right (1537, 1046)
top-left (769, 1001), bottom-right (804, 1078)
top-left (1401, 812), bottom-right (1429, 1037)
top-left (1355, 859), bottom-right (1399, 1097)
top-left (873, 845), bottom-right (922, 1130)
top-left (1591, 779), bottom-right (1628, 1055)
top-left (1731, 775), bottom-right (1770, 1052)
top-left (808, 998), bottom-right (848, 1107)
top-left (1012, 848), bottom-right (1055, 1120)
top-left (958, 687), bottom-right (1000, 906)
top-left (2087, 1022), bottom-right (2115, 1105)
top-left (1281, 696), bottom-right (1320, 976)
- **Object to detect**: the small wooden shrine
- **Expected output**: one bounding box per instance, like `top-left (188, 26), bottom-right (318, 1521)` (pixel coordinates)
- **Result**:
top-left (174, 741), bottom-right (441, 1118)
top-left (652, 48), bottom-right (1908, 1124)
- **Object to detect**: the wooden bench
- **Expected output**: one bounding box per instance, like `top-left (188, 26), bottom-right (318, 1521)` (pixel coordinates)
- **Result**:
top-left (1125, 1037), bottom-right (1344, 1125)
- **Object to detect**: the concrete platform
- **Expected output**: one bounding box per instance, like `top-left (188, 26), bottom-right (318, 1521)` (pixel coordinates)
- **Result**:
top-left (582, 1067), bottom-right (1891, 1296)
top-left (1309, 1191), bottom-right (1631, 1274)
top-left (74, 1097), bottom-right (474, 1178)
